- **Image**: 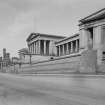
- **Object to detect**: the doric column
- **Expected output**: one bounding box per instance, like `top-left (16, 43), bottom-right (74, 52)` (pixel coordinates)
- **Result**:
top-left (58, 46), bottom-right (60, 56)
top-left (34, 42), bottom-right (35, 54)
top-left (62, 44), bottom-right (64, 55)
top-left (71, 42), bottom-right (73, 53)
top-left (35, 41), bottom-right (37, 54)
top-left (37, 41), bottom-right (38, 54)
top-left (76, 40), bottom-right (79, 52)
top-left (34, 42), bottom-right (36, 54)
top-left (32, 43), bottom-right (34, 54)
top-left (39, 40), bottom-right (41, 54)
top-left (37, 41), bottom-right (39, 54)
top-left (31, 43), bottom-right (33, 54)
top-left (33, 43), bottom-right (34, 54)
top-left (66, 43), bottom-right (69, 54)
top-left (44, 40), bottom-right (46, 55)
top-left (36, 41), bottom-right (38, 54)
top-left (75, 40), bottom-right (77, 52)
top-left (60, 45), bottom-right (62, 56)
top-left (79, 28), bottom-right (89, 52)
top-left (30, 44), bottom-right (32, 54)
top-left (35, 42), bottom-right (37, 54)
top-left (94, 26), bottom-right (103, 65)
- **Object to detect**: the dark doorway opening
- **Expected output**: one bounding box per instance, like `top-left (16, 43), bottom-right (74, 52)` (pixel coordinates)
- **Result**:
top-left (87, 27), bottom-right (93, 49)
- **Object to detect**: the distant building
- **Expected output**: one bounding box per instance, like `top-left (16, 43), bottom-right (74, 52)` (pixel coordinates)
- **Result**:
top-left (0, 48), bottom-right (11, 71)
top-left (3, 48), bottom-right (6, 59)
top-left (12, 57), bottom-right (19, 63)
top-left (3, 7), bottom-right (105, 74)
top-left (2, 48), bottom-right (11, 65)
top-left (18, 48), bottom-right (30, 63)
top-left (26, 33), bottom-right (66, 56)
top-left (0, 57), bottom-right (2, 62)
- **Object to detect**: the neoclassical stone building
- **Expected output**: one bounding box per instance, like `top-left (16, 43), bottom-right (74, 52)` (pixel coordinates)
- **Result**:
top-left (79, 8), bottom-right (105, 65)
top-left (56, 34), bottom-right (79, 56)
top-left (26, 33), bottom-right (66, 56)
top-left (25, 8), bottom-right (105, 66)
top-left (18, 48), bottom-right (29, 63)
top-left (16, 8), bottom-right (105, 74)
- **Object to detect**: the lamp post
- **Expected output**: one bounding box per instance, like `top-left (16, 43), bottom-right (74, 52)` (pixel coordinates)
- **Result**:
top-left (29, 53), bottom-right (32, 64)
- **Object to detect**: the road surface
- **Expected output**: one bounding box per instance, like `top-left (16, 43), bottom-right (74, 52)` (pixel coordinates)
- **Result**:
top-left (0, 73), bottom-right (105, 105)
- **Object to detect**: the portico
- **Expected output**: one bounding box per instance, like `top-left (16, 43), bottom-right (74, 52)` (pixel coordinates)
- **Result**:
top-left (56, 34), bottom-right (79, 56)
top-left (79, 8), bottom-right (105, 65)
top-left (27, 33), bottom-right (65, 56)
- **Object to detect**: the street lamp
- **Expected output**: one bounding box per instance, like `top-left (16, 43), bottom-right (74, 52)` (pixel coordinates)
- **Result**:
top-left (29, 53), bottom-right (32, 64)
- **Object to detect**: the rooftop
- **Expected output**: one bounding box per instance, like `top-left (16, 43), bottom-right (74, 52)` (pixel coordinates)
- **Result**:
top-left (56, 33), bottom-right (79, 44)
top-left (26, 33), bottom-right (66, 42)
top-left (79, 8), bottom-right (105, 24)
top-left (18, 48), bottom-right (29, 54)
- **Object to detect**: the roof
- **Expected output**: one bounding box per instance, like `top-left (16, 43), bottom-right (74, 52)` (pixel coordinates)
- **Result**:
top-left (18, 48), bottom-right (29, 54)
top-left (55, 33), bottom-right (79, 44)
top-left (26, 33), bottom-right (66, 42)
top-left (79, 8), bottom-right (105, 24)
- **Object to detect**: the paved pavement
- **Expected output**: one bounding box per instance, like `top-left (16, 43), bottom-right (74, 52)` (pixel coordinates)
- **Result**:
top-left (0, 73), bottom-right (105, 105)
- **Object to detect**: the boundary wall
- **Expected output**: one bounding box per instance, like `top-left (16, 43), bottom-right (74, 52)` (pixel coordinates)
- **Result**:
top-left (19, 53), bottom-right (81, 74)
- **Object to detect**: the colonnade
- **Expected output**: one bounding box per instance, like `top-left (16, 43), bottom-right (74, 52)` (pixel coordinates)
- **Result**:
top-left (57, 39), bottom-right (79, 56)
top-left (28, 40), bottom-right (50, 55)
top-left (29, 40), bottom-right (39, 54)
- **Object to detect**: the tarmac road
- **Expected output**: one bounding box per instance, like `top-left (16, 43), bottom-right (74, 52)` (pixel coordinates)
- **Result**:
top-left (0, 73), bottom-right (105, 105)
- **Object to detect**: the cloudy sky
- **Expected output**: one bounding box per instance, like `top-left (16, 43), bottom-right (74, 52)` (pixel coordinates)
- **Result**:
top-left (0, 0), bottom-right (105, 57)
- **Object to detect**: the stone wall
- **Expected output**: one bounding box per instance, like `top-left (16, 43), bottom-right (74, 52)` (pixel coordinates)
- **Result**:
top-left (5, 50), bottom-right (104, 74)
top-left (21, 55), bottom-right (51, 63)
top-left (19, 54), bottom-right (81, 74)
top-left (79, 50), bottom-right (97, 73)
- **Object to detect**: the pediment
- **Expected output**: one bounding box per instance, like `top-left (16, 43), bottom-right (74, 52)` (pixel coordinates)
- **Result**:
top-left (26, 33), bottom-right (39, 42)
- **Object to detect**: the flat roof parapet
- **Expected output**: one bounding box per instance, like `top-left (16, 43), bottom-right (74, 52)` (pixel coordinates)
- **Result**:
top-left (55, 33), bottom-right (79, 44)
top-left (79, 8), bottom-right (105, 25)
top-left (26, 33), bottom-right (66, 42)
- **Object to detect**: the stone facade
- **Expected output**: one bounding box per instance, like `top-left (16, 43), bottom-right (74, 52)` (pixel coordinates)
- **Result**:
top-left (26, 33), bottom-right (65, 56)
top-left (18, 48), bottom-right (29, 62)
top-left (0, 48), bottom-right (11, 72)
top-left (79, 50), bottom-right (97, 73)
top-left (15, 8), bottom-right (105, 74)
top-left (79, 8), bottom-right (105, 66)
top-left (56, 34), bottom-right (79, 56)
top-left (18, 54), bottom-right (81, 74)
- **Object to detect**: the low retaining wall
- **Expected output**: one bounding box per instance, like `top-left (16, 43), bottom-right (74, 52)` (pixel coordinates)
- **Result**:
top-left (19, 53), bottom-right (81, 74)
top-left (5, 50), bottom-right (103, 74)
top-left (79, 50), bottom-right (97, 73)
